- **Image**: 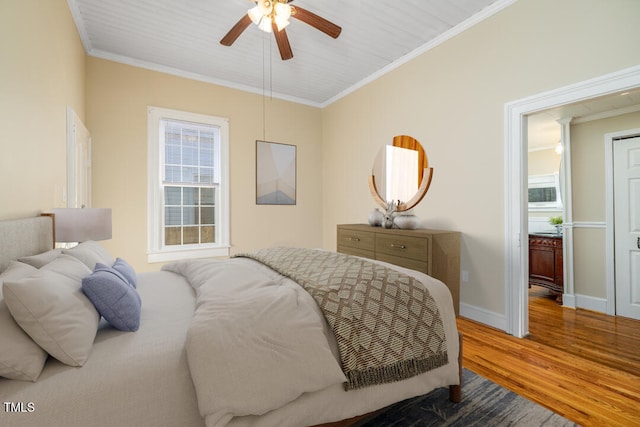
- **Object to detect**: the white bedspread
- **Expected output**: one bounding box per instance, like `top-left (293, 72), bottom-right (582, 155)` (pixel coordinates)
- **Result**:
top-left (164, 256), bottom-right (460, 427)
top-left (163, 258), bottom-right (347, 426)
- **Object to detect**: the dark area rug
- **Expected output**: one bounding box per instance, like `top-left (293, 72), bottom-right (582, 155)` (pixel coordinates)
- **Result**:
top-left (358, 369), bottom-right (579, 426)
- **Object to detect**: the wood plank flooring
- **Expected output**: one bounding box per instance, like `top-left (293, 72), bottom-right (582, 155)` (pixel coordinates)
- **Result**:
top-left (527, 286), bottom-right (640, 377)
top-left (457, 287), bottom-right (640, 427)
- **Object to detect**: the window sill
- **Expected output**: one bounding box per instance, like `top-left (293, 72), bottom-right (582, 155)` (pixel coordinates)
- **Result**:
top-left (147, 246), bottom-right (230, 264)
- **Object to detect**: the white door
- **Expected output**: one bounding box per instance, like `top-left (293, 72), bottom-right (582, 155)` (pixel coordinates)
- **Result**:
top-left (614, 135), bottom-right (640, 320)
top-left (67, 108), bottom-right (92, 208)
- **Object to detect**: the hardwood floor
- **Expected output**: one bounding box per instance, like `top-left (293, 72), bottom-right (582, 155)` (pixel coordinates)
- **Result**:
top-left (457, 287), bottom-right (640, 427)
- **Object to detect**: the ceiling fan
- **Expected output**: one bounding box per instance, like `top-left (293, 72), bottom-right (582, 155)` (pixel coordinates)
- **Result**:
top-left (220, 0), bottom-right (342, 61)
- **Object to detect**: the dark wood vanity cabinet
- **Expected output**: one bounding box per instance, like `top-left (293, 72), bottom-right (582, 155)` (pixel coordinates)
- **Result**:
top-left (528, 234), bottom-right (563, 303)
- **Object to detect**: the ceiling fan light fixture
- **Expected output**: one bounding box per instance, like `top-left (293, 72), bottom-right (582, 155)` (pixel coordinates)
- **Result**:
top-left (274, 16), bottom-right (290, 31)
top-left (258, 17), bottom-right (273, 33)
top-left (274, 2), bottom-right (292, 20)
top-left (274, 2), bottom-right (291, 31)
top-left (257, 0), bottom-right (273, 16)
top-left (247, 6), bottom-right (263, 25)
top-left (223, 1), bottom-right (341, 60)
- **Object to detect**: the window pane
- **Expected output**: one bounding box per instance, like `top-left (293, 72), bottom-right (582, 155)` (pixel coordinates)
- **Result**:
top-left (182, 166), bottom-right (198, 183)
top-left (165, 207), bottom-right (182, 225)
top-left (165, 187), bottom-right (181, 205)
top-left (165, 227), bottom-right (181, 246)
top-left (165, 165), bottom-right (181, 183)
top-left (200, 146), bottom-right (213, 167)
top-left (183, 227), bottom-right (199, 244)
top-left (200, 207), bottom-right (214, 225)
top-left (166, 126), bottom-right (181, 144)
top-left (529, 187), bottom-right (556, 203)
top-left (183, 187), bottom-right (198, 205)
top-left (200, 132), bottom-right (215, 144)
top-left (165, 144), bottom-right (181, 165)
top-left (183, 206), bottom-right (198, 225)
top-left (183, 128), bottom-right (198, 143)
top-left (200, 167), bottom-right (214, 184)
top-left (201, 226), bottom-right (215, 243)
top-left (201, 188), bottom-right (214, 206)
top-left (183, 146), bottom-right (198, 166)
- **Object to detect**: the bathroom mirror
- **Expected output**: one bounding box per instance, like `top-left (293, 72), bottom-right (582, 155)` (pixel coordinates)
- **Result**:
top-left (369, 135), bottom-right (433, 212)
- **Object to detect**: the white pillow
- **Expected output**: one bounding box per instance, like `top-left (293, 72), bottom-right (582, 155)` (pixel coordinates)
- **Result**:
top-left (3, 255), bottom-right (99, 367)
top-left (62, 240), bottom-right (114, 270)
top-left (17, 248), bottom-right (62, 268)
top-left (0, 262), bottom-right (48, 381)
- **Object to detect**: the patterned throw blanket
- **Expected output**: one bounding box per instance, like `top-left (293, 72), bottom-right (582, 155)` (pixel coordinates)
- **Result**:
top-left (235, 248), bottom-right (448, 390)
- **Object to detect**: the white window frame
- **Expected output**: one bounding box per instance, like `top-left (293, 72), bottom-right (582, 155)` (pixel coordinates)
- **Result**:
top-left (147, 106), bottom-right (229, 263)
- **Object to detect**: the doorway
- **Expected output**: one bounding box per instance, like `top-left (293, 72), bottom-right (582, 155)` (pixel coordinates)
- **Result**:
top-left (526, 115), bottom-right (565, 314)
top-left (505, 65), bottom-right (640, 338)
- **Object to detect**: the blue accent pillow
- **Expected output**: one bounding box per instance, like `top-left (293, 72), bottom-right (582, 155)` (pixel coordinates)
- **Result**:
top-left (112, 258), bottom-right (137, 288)
top-left (81, 263), bottom-right (142, 332)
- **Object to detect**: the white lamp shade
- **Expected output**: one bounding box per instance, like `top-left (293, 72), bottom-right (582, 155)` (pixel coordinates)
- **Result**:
top-left (52, 208), bottom-right (112, 242)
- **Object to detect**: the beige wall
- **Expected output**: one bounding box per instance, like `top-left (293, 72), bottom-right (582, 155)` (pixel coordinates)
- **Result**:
top-left (572, 111), bottom-right (640, 222)
top-left (321, 0), bottom-right (640, 316)
top-left (86, 58), bottom-right (323, 271)
top-left (0, 0), bottom-right (85, 220)
top-left (570, 110), bottom-right (640, 298)
top-left (529, 148), bottom-right (560, 177)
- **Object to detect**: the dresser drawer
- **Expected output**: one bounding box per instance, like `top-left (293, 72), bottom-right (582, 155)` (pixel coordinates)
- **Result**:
top-left (375, 233), bottom-right (429, 262)
top-left (337, 245), bottom-right (375, 260)
top-left (376, 253), bottom-right (429, 275)
top-left (337, 228), bottom-right (375, 252)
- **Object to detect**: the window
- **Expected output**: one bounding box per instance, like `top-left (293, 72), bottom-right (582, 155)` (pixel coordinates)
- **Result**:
top-left (528, 173), bottom-right (563, 211)
top-left (148, 107), bottom-right (229, 262)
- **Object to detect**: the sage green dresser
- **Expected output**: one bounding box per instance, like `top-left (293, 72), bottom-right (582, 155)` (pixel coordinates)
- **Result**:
top-left (337, 224), bottom-right (461, 315)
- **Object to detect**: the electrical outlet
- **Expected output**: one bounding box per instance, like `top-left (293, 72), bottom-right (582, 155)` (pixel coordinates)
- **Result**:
top-left (461, 270), bottom-right (469, 283)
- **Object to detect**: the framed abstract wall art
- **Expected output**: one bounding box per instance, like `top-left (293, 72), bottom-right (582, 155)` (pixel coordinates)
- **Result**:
top-left (256, 140), bottom-right (296, 205)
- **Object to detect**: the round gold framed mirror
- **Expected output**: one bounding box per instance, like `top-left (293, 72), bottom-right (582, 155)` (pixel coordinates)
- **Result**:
top-left (369, 135), bottom-right (433, 212)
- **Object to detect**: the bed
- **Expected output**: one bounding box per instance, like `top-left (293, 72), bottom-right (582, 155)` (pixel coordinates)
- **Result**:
top-left (0, 215), bottom-right (461, 427)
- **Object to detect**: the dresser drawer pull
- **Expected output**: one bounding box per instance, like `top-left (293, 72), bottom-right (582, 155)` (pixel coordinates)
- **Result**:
top-left (349, 237), bottom-right (361, 242)
top-left (390, 244), bottom-right (407, 249)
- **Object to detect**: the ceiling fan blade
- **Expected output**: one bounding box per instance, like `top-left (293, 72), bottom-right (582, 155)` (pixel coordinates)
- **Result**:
top-left (292, 6), bottom-right (341, 39)
top-left (272, 23), bottom-right (293, 60)
top-left (220, 14), bottom-right (252, 46)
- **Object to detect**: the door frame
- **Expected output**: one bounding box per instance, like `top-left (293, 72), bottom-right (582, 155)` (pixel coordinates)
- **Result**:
top-left (66, 107), bottom-right (92, 208)
top-left (605, 129), bottom-right (640, 316)
top-left (504, 65), bottom-right (640, 338)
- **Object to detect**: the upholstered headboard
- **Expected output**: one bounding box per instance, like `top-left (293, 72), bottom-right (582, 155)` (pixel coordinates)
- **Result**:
top-left (0, 216), bottom-right (54, 273)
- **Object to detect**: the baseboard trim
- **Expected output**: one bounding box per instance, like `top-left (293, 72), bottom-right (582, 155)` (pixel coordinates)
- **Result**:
top-left (575, 294), bottom-right (607, 313)
top-left (460, 303), bottom-right (507, 332)
top-left (562, 293), bottom-right (576, 308)
top-left (460, 295), bottom-right (607, 335)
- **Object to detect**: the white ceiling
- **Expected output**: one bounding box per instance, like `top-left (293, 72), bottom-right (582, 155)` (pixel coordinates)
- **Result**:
top-left (68, 0), bottom-right (510, 107)
top-left (528, 88), bottom-right (640, 149)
